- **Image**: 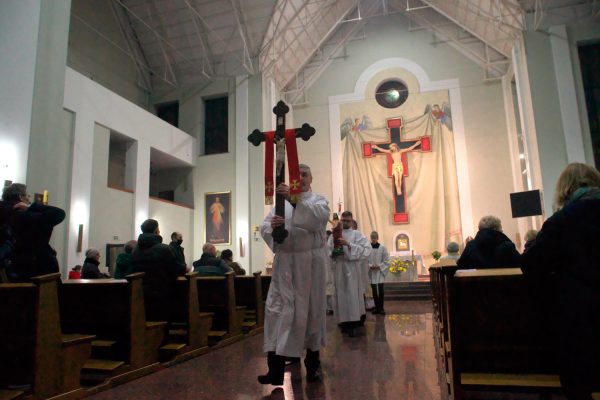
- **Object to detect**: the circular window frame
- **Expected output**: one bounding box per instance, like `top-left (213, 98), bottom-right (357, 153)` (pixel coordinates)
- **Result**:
top-left (375, 79), bottom-right (409, 109)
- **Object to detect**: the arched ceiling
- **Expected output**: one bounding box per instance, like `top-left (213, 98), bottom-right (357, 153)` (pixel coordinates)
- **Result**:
top-left (97, 0), bottom-right (598, 101)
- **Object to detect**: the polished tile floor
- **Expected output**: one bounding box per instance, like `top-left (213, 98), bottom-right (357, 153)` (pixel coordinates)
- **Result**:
top-left (89, 300), bottom-right (440, 400)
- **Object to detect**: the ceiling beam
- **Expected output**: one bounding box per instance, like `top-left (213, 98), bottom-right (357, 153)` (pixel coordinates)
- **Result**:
top-left (110, 0), bottom-right (153, 91)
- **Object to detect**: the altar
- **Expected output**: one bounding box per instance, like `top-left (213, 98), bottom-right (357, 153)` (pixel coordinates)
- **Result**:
top-left (385, 252), bottom-right (426, 282)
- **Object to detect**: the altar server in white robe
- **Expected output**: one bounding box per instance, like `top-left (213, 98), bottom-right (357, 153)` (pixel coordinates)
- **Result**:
top-left (328, 210), bottom-right (371, 337)
top-left (368, 231), bottom-right (390, 315)
top-left (258, 164), bottom-right (330, 385)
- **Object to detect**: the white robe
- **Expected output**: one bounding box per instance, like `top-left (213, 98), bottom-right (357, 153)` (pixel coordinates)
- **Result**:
top-left (261, 191), bottom-right (330, 357)
top-left (328, 229), bottom-right (371, 323)
top-left (368, 244), bottom-right (390, 284)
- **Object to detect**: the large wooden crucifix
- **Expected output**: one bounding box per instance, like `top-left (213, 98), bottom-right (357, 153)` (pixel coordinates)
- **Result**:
top-left (362, 118), bottom-right (431, 224)
top-left (248, 100), bottom-right (315, 243)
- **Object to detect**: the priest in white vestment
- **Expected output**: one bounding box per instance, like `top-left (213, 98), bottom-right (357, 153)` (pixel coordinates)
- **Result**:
top-left (328, 211), bottom-right (371, 337)
top-left (259, 164), bottom-right (330, 385)
top-left (368, 231), bottom-right (390, 315)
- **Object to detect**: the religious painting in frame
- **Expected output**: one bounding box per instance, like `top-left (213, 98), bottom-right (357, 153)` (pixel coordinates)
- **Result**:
top-left (205, 191), bottom-right (231, 245)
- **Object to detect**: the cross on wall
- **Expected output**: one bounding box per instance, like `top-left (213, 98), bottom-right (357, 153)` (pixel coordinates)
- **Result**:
top-left (362, 118), bottom-right (431, 224)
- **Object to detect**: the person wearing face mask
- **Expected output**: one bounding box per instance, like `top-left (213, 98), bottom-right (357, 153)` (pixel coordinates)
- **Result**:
top-left (169, 232), bottom-right (188, 273)
top-left (328, 211), bottom-right (371, 337)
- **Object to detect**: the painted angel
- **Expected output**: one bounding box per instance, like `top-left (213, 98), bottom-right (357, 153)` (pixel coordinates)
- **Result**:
top-left (340, 115), bottom-right (373, 140)
top-left (424, 103), bottom-right (452, 131)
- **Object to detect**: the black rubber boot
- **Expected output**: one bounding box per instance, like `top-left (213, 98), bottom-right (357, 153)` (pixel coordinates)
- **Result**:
top-left (304, 350), bottom-right (321, 382)
top-left (258, 352), bottom-right (285, 385)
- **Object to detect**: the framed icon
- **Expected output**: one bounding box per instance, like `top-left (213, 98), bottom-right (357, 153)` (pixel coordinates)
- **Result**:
top-left (205, 191), bottom-right (231, 244)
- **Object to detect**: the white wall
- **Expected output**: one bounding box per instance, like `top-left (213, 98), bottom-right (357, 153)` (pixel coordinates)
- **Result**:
top-left (149, 198), bottom-right (194, 267)
top-left (517, 20), bottom-right (600, 215)
top-left (88, 124), bottom-right (135, 266)
top-left (63, 67), bottom-right (196, 270)
top-left (68, 0), bottom-right (150, 109)
top-left (153, 167), bottom-right (194, 207)
top-left (184, 80), bottom-right (238, 261)
top-left (292, 14), bottom-right (518, 245)
top-left (0, 0), bottom-right (41, 183)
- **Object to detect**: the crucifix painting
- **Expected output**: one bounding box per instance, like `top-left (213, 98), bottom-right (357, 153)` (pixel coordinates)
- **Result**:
top-left (362, 118), bottom-right (431, 224)
top-left (339, 69), bottom-right (462, 270)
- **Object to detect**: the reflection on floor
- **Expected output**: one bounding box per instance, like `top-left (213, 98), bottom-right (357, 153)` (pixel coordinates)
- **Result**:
top-left (89, 300), bottom-right (440, 400)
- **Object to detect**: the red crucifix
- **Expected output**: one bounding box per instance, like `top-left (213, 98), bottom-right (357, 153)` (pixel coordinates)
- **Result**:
top-left (362, 118), bottom-right (431, 224)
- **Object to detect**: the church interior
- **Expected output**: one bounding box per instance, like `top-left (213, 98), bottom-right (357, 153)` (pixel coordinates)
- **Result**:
top-left (1, 0), bottom-right (599, 399)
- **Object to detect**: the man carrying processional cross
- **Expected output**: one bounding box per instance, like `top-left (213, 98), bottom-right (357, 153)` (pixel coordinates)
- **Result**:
top-left (248, 101), bottom-right (330, 385)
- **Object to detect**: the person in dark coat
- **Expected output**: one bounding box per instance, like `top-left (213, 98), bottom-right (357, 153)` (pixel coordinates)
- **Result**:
top-left (457, 215), bottom-right (520, 269)
top-left (81, 248), bottom-right (108, 279)
top-left (193, 243), bottom-right (233, 276)
top-left (168, 232), bottom-right (187, 273)
top-left (522, 163), bottom-right (600, 400)
top-left (113, 240), bottom-right (137, 279)
top-left (2, 183), bottom-right (65, 282)
top-left (132, 219), bottom-right (185, 321)
top-left (220, 249), bottom-right (246, 276)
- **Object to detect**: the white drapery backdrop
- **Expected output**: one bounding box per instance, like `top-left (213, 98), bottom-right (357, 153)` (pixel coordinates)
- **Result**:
top-left (341, 110), bottom-right (462, 262)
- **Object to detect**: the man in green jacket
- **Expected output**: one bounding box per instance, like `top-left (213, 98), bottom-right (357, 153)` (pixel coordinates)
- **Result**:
top-left (114, 240), bottom-right (137, 278)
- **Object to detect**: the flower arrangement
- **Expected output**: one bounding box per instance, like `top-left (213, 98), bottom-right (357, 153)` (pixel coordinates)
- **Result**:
top-left (431, 250), bottom-right (441, 262)
top-left (389, 258), bottom-right (411, 275)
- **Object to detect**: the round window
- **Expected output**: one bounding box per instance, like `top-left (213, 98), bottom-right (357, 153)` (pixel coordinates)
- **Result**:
top-left (375, 80), bottom-right (408, 109)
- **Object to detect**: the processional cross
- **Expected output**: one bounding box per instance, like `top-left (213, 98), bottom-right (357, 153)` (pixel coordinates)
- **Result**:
top-left (362, 118), bottom-right (431, 224)
top-left (248, 101), bottom-right (316, 243)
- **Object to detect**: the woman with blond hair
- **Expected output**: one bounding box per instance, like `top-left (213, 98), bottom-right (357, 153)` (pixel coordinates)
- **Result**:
top-left (522, 162), bottom-right (600, 400)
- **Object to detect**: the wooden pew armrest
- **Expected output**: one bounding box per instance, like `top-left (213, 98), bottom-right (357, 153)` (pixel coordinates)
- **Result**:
top-left (146, 321), bottom-right (168, 330)
top-left (61, 333), bottom-right (95, 348)
top-left (199, 312), bottom-right (214, 318)
top-left (461, 373), bottom-right (561, 388)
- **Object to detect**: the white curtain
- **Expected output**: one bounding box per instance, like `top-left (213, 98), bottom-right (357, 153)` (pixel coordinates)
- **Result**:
top-left (341, 111), bottom-right (462, 262)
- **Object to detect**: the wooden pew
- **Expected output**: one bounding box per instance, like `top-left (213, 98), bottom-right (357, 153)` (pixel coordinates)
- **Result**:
top-left (445, 268), bottom-right (561, 399)
top-left (234, 272), bottom-right (264, 332)
top-left (429, 262), bottom-right (459, 400)
top-left (161, 273), bottom-right (213, 361)
top-left (59, 273), bottom-right (166, 381)
top-left (0, 273), bottom-right (94, 399)
top-left (196, 272), bottom-right (245, 344)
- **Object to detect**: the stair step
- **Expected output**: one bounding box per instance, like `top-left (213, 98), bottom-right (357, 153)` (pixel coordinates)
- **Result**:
top-left (83, 359), bottom-right (125, 372)
top-left (208, 330), bottom-right (227, 338)
top-left (242, 321), bottom-right (256, 328)
top-left (0, 389), bottom-right (24, 400)
top-left (161, 343), bottom-right (187, 351)
top-left (169, 329), bottom-right (188, 336)
top-left (91, 340), bottom-right (117, 348)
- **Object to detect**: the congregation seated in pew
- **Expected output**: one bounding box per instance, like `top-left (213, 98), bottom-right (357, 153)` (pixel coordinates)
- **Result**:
top-left (113, 240), bottom-right (137, 279)
top-left (457, 215), bottom-right (520, 269)
top-left (193, 243), bottom-right (233, 276)
top-left (82, 248), bottom-right (109, 279)
top-left (68, 264), bottom-right (82, 279)
top-left (221, 249), bottom-right (246, 275)
top-left (440, 241), bottom-right (460, 261)
top-left (522, 162), bottom-right (600, 399)
top-left (132, 219), bottom-right (186, 322)
top-left (1, 183), bottom-right (65, 282)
